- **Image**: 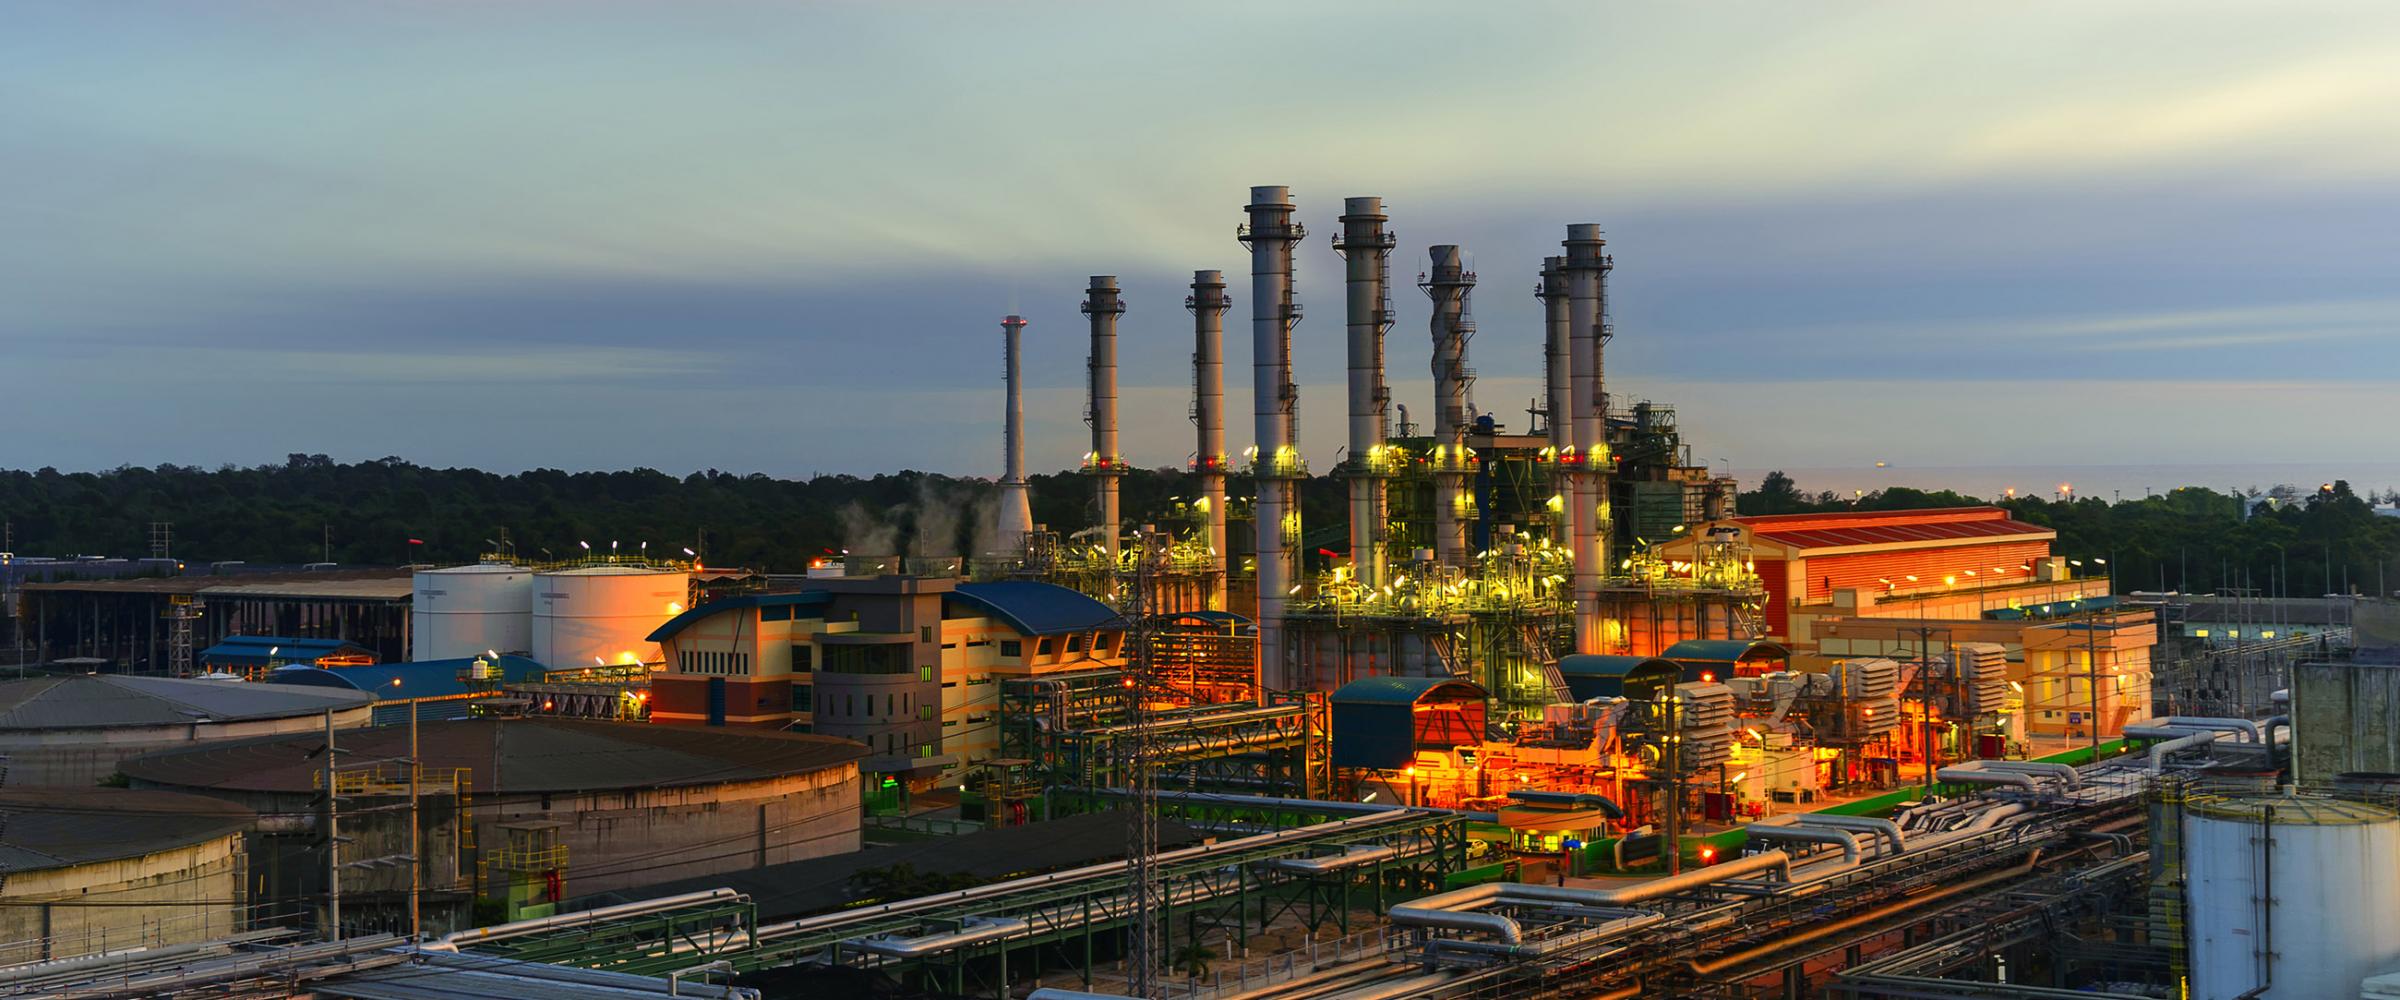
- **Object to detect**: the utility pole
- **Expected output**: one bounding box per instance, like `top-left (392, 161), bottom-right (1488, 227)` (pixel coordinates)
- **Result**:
top-left (321, 710), bottom-right (342, 941)
top-left (409, 706), bottom-right (422, 941)
top-left (1664, 690), bottom-right (1681, 876)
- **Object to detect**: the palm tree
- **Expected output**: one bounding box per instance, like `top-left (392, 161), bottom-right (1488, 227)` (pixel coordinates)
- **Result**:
top-left (1170, 941), bottom-right (1218, 980)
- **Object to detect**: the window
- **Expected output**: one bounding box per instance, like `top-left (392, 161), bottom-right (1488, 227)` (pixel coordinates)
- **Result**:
top-left (762, 605), bottom-right (793, 622)
top-left (822, 644), bottom-right (908, 674)
top-left (920, 705), bottom-right (935, 721)
top-left (1036, 639), bottom-right (1053, 656)
top-left (943, 719), bottom-right (959, 728)
top-left (999, 640), bottom-right (1022, 658)
top-left (920, 626), bottom-right (934, 643)
top-left (792, 685), bottom-right (813, 712)
top-left (920, 744), bottom-right (936, 759)
top-left (918, 665), bottom-right (934, 682)
top-left (1066, 635), bottom-right (1083, 653)
top-left (886, 693), bottom-right (896, 716)
top-left (792, 645), bottom-right (814, 672)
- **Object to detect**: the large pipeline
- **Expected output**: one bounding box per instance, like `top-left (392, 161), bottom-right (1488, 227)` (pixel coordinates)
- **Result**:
top-left (1081, 277), bottom-right (1125, 563)
top-left (1789, 813), bottom-right (1908, 855)
top-left (1337, 198), bottom-right (1394, 587)
top-left (428, 888), bottom-right (744, 950)
top-left (1744, 819), bottom-right (1864, 865)
top-left (1684, 849), bottom-right (2046, 977)
top-left (1422, 244), bottom-right (1477, 567)
top-left (1243, 186), bottom-right (1305, 687)
top-left (1188, 271), bottom-right (1231, 609)
top-left (1388, 850), bottom-right (1791, 946)
top-left (1562, 225), bottom-right (1611, 652)
top-left (996, 315), bottom-right (1034, 554)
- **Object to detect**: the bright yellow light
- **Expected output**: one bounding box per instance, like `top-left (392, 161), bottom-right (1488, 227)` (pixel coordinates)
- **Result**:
top-left (666, 602), bottom-right (684, 614)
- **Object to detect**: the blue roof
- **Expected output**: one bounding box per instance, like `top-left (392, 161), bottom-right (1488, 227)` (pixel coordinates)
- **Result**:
top-left (1329, 675), bottom-right (1488, 706)
top-left (1658, 639), bottom-right (1789, 664)
top-left (947, 581), bottom-right (1119, 637)
top-left (199, 635), bottom-right (375, 667)
top-left (265, 655), bottom-right (546, 701)
top-left (646, 592), bottom-right (834, 643)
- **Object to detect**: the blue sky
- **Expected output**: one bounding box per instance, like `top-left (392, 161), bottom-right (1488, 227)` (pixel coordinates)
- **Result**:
top-left (5, 1), bottom-right (2397, 478)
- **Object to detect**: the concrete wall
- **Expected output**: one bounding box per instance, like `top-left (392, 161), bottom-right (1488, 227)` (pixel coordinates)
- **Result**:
top-left (2293, 659), bottom-right (2400, 784)
top-left (486, 763), bottom-right (861, 896)
top-left (0, 832), bottom-right (245, 965)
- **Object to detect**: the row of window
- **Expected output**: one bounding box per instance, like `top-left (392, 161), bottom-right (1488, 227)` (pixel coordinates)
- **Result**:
top-left (679, 649), bottom-right (751, 676)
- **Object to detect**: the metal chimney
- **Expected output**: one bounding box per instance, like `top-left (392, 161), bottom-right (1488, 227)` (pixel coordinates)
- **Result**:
top-left (1420, 244), bottom-right (1477, 566)
top-left (996, 315), bottom-right (1034, 554)
top-left (1539, 256), bottom-right (1570, 455)
top-left (1239, 186), bottom-right (1305, 688)
top-left (1187, 270), bottom-right (1231, 611)
top-left (1335, 197), bottom-right (1395, 588)
top-left (1081, 276), bottom-right (1126, 564)
top-left (1563, 225), bottom-right (1613, 653)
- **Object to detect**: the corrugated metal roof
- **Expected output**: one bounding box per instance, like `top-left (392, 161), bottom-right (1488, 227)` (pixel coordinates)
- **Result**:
top-left (1738, 508), bottom-right (2051, 551)
top-left (645, 591), bottom-right (832, 643)
top-left (0, 787), bottom-right (250, 871)
top-left (0, 674), bottom-right (373, 730)
top-left (1556, 655), bottom-right (1682, 701)
top-left (948, 581), bottom-right (1119, 636)
top-left (265, 655), bottom-right (546, 701)
top-left (310, 950), bottom-right (754, 1000)
top-left (119, 717), bottom-right (866, 795)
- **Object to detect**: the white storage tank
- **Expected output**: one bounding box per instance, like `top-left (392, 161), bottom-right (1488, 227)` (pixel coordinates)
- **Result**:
top-left (2185, 790), bottom-right (2400, 999)
top-left (412, 563), bottom-right (535, 661)
top-left (531, 565), bottom-right (690, 670)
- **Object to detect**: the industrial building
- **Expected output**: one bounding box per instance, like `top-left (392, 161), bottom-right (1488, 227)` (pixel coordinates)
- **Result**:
top-left (19, 567), bottom-right (414, 671)
top-left (0, 673), bottom-right (374, 786)
top-left (647, 575), bottom-right (1128, 788)
top-left (264, 653), bottom-right (553, 722)
top-left (0, 788), bottom-right (252, 966)
top-left (117, 716), bottom-right (866, 934)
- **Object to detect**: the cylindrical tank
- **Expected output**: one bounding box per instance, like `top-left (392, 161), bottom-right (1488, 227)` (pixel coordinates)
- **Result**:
top-left (530, 565), bottom-right (691, 670)
top-left (412, 563), bottom-right (534, 661)
top-left (2184, 791), bottom-right (2400, 999)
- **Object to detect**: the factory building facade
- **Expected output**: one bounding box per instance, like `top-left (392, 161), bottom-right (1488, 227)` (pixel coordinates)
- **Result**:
top-left (648, 577), bottom-right (1125, 787)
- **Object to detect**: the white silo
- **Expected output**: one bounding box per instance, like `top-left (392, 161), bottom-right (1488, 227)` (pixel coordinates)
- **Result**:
top-left (411, 563), bottom-right (534, 661)
top-left (530, 564), bottom-right (691, 670)
top-left (2184, 790), bottom-right (2400, 999)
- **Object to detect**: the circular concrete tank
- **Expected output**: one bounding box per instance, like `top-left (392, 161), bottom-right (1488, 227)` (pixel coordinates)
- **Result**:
top-left (0, 675), bottom-right (374, 787)
top-left (530, 565), bottom-right (689, 670)
top-left (2184, 790), bottom-right (2400, 999)
top-left (411, 563), bottom-right (534, 661)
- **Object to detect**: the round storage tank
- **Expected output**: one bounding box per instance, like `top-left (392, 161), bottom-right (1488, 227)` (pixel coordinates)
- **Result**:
top-left (412, 563), bottom-right (535, 661)
top-left (531, 565), bottom-right (689, 670)
top-left (2184, 791), bottom-right (2400, 999)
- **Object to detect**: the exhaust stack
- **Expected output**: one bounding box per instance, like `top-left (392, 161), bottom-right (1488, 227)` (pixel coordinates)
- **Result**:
top-left (1539, 257), bottom-right (1570, 455)
top-left (1081, 276), bottom-right (1126, 564)
top-left (996, 315), bottom-right (1034, 554)
top-left (1187, 270), bottom-right (1231, 610)
top-left (1335, 197), bottom-right (1396, 588)
top-left (1421, 244), bottom-right (1477, 566)
top-left (1240, 186), bottom-right (1306, 688)
top-left (1563, 226), bottom-right (1613, 653)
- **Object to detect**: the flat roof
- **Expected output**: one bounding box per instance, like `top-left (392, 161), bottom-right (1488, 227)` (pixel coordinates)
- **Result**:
top-left (23, 568), bottom-right (413, 600)
top-left (0, 788), bottom-right (250, 871)
top-left (0, 674), bottom-right (374, 730)
top-left (120, 717), bottom-right (867, 795)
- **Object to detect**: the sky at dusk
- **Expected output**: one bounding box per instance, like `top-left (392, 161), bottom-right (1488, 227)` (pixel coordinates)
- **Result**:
top-left (6, 2), bottom-right (2398, 482)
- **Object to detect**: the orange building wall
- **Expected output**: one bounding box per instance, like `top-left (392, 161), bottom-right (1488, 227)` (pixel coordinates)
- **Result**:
top-left (652, 675), bottom-right (794, 729)
top-left (1798, 540), bottom-right (2054, 605)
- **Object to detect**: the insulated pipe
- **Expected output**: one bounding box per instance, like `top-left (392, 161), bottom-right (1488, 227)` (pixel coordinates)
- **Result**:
top-left (848, 916), bottom-right (1031, 957)
top-left (1787, 814), bottom-right (1906, 855)
top-left (1242, 186), bottom-right (1305, 688)
top-left (2146, 730), bottom-right (2215, 773)
top-left (1934, 765), bottom-right (2041, 791)
top-left (1684, 850), bottom-right (2046, 977)
top-left (1267, 844), bottom-right (1398, 873)
top-left (1562, 225), bottom-right (1611, 653)
top-left (1743, 821), bottom-right (1863, 865)
top-left (1081, 277), bottom-right (1125, 564)
top-left (1388, 850), bottom-right (1792, 945)
top-left (996, 315), bottom-right (1035, 555)
top-left (429, 889), bottom-right (743, 950)
top-left (2264, 714), bottom-right (2289, 747)
top-left (1973, 760), bottom-right (2083, 787)
top-left (1961, 802), bottom-right (2029, 831)
top-left (1538, 256), bottom-right (1570, 457)
top-left (1337, 198), bottom-right (1394, 587)
top-left (1421, 244), bottom-right (1476, 567)
top-left (1187, 271), bottom-right (1231, 610)
top-left (2164, 715), bottom-right (2261, 741)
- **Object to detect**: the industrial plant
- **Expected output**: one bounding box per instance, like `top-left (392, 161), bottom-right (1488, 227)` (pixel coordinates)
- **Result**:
top-left (4, 186), bottom-right (2393, 1000)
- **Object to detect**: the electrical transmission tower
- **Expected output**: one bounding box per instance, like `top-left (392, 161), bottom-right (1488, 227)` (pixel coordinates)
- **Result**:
top-left (1122, 528), bottom-right (1166, 997)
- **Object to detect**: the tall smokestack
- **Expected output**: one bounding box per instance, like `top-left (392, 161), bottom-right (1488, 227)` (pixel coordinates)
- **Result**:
top-left (1240, 186), bottom-right (1305, 688)
top-left (1335, 197), bottom-right (1395, 588)
top-left (1563, 226), bottom-right (1613, 653)
top-left (1187, 270), bottom-right (1231, 611)
top-left (1082, 276), bottom-right (1126, 564)
top-left (996, 315), bottom-right (1034, 554)
top-left (1539, 257), bottom-right (1570, 455)
top-left (1421, 245), bottom-right (1477, 566)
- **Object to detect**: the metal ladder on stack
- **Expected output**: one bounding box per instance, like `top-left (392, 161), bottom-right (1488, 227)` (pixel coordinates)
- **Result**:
top-left (1520, 621), bottom-right (1573, 705)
